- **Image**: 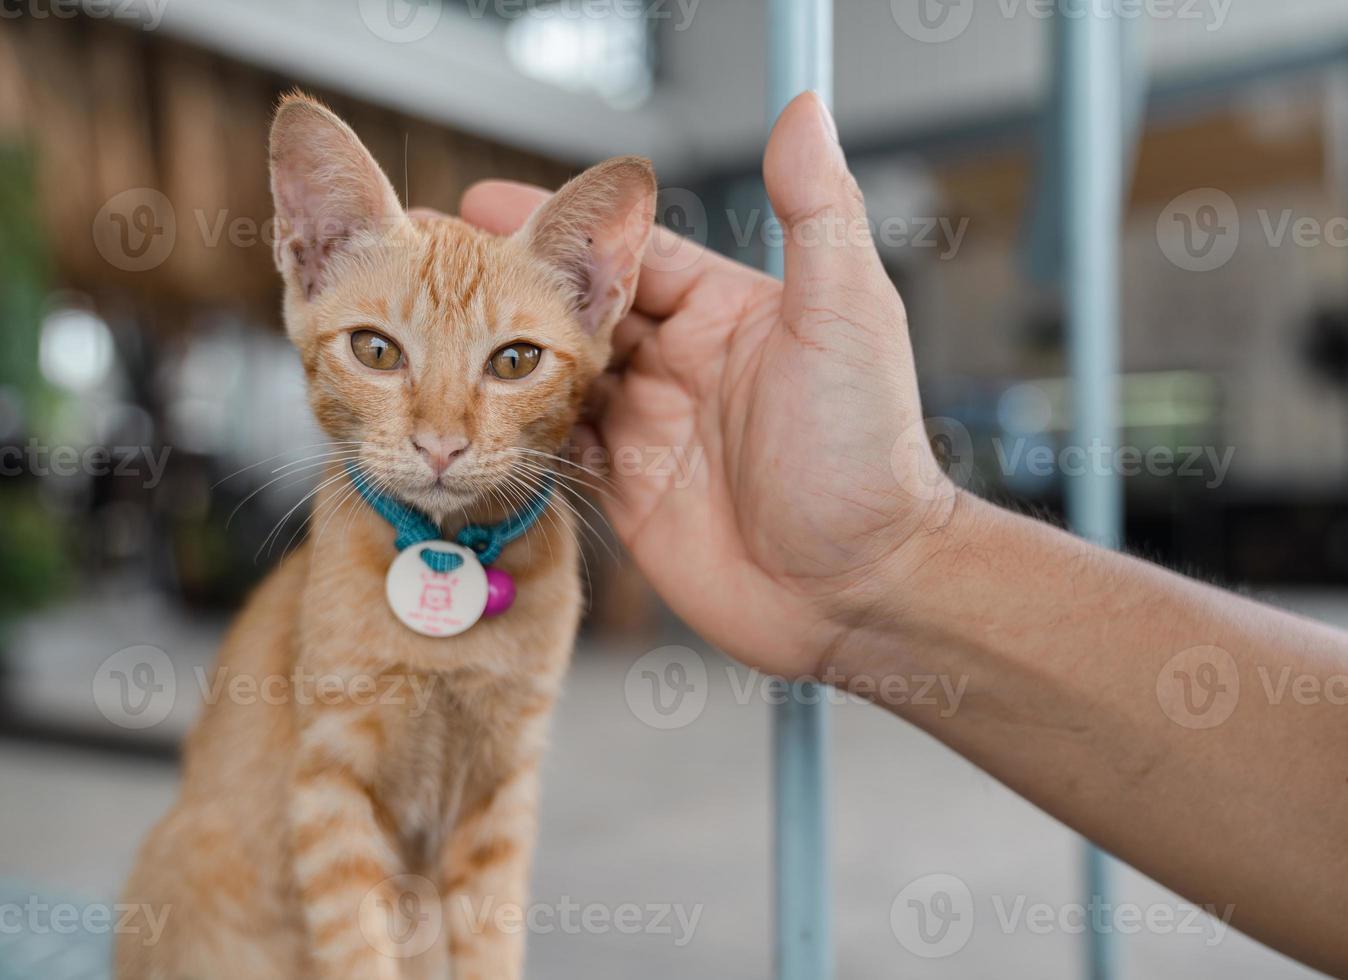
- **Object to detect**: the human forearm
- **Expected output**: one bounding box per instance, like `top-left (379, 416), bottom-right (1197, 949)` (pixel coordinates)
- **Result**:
top-left (827, 492), bottom-right (1348, 974)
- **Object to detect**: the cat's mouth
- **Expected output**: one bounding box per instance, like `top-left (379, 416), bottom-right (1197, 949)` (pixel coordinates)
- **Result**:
top-left (393, 465), bottom-right (536, 522)
top-left (353, 450), bottom-right (548, 523)
top-left (400, 475), bottom-right (483, 518)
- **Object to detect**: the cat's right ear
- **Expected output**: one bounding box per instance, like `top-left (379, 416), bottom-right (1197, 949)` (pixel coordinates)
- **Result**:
top-left (269, 93), bottom-right (406, 302)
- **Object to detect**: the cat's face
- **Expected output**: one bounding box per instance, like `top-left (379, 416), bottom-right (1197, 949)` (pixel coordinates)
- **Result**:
top-left (268, 95), bottom-right (655, 517)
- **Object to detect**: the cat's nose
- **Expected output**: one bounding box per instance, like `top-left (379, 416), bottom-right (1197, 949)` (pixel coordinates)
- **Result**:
top-left (412, 432), bottom-right (470, 476)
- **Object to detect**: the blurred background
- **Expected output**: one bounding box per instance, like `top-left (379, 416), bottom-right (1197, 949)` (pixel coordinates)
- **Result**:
top-left (1, 0), bottom-right (1346, 977)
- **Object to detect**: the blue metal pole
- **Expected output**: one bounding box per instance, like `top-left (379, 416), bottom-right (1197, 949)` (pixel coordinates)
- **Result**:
top-left (1060, 4), bottom-right (1124, 979)
top-left (766, 1), bottom-right (832, 978)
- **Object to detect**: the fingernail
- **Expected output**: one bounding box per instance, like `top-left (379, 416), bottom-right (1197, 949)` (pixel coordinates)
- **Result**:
top-left (811, 91), bottom-right (840, 145)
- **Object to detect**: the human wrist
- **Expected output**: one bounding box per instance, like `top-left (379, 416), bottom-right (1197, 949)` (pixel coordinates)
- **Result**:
top-left (816, 485), bottom-right (1003, 701)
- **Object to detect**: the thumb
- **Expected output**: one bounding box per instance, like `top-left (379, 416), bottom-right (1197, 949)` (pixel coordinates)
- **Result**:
top-left (763, 92), bottom-right (886, 303)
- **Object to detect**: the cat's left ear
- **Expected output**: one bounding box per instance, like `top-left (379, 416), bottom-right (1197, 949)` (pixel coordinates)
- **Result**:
top-left (516, 156), bottom-right (657, 344)
top-left (269, 93), bottom-right (407, 302)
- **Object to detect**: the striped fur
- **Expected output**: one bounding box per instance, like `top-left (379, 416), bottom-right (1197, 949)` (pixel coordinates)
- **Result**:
top-left (117, 95), bottom-right (655, 980)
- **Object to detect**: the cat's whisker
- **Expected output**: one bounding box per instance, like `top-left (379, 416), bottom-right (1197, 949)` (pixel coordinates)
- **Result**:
top-left (281, 469), bottom-right (364, 559)
top-left (224, 451), bottom-right (367, 530)
top-left (507, 447), bottom-right (614, 489)
top-left (537, 483), bottom-right (596, 600)
top-left (503, 468), bottom-right (618, 567)
top-left (482, 480), bottom-right (541, 566)
top-left (297, 473), bottom-right (364, 556)
top-left (508, 458), bottom-right (614, 500)
top-left (508, 465), bottom-right (616, 558)
top-left (307, 466), bottom-right (379, 554)
top-left (211, 441), bottom-right (366, 489)
top-left (255, 468), bottom-right (353, 563)
top-left (498, 467), bottom-right (585, 592)
top-left (226, 466), bottom-right (339, 531)
top-left (323, 465), bottom-right (394, 547)
top-left (268, 448), bottom-right (367, 476)
top-left (506, 447), bottom-right (615, 491)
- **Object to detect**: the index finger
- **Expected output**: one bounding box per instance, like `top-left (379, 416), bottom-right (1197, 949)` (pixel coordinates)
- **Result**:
top-left (459, 178), bottom-right (735, 318)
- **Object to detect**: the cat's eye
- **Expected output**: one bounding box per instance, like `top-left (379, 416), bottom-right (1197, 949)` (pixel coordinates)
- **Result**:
top-left (488, 343), bottom-right (542, 381)
top-left (350, 330), bottom-right (403, 371)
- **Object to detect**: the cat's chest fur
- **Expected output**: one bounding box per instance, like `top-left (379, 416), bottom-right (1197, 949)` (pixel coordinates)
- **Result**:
top-left (295, 483), bottom-right (579, 865)
top-left (372, 669), bottom-right (549, 867)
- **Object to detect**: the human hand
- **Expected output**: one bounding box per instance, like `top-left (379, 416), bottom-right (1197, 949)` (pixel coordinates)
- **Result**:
top-left (461, 92), bottom-right (960, 678)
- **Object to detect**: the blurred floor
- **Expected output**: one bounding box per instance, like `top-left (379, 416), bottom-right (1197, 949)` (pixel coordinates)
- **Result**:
top-left (0, 600), bottom-right (1334, 978)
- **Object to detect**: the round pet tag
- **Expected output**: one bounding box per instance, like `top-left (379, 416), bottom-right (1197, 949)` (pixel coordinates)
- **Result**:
top-left (385, 541), bottom-right (489, 637)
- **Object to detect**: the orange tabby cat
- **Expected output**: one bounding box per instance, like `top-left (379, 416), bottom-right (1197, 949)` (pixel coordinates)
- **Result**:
top-left (117, 94), bottom-right (655, 980)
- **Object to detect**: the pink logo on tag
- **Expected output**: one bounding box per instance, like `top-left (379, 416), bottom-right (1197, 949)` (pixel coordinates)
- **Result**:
top-left (409, 572), bottom-right (465, 633)
top-left (418, 573), bottom-right (457, 612)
